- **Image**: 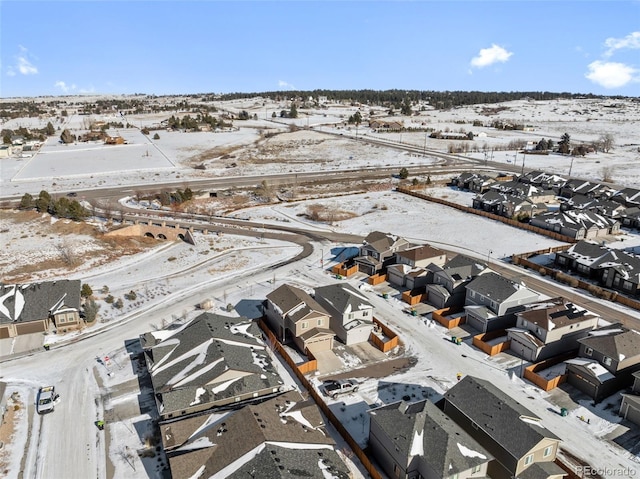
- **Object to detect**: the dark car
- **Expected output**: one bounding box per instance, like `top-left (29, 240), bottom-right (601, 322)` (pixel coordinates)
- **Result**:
top-left (66, 192), bottom-right (77, 197)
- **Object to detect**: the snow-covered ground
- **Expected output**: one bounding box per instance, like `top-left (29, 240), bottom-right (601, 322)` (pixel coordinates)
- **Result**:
top-left (1, 96), bottom-right (640, 479)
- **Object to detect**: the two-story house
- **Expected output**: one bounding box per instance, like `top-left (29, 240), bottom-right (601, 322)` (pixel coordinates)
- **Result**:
top-left (354, 231), bottom-right (411, 276)
top-left (425, 255), bottom-right (488, 309)
top-left (464, 272), bottom-right (540, 333)
top-left (368, 399), bottom-right (492, 479)
top-left (387, 244), bottom-right (447, 288)
top-left (507, 297), bottom-right (599, 362)
top-left (566, 324), bottom-right (640, 401)
top-left (264, 284), bottom-right (335, 354)
top-left (443, 376), bottom-right (565, 479)
top-left (314, 283), bottom-right (374, 345)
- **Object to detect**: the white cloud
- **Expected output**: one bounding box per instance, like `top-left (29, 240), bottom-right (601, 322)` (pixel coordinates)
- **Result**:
top-left (16, 46), bottom-right (38, 75)
top-left (470, 44), bottom-right (513, 68)
top-left (278, 80), bottom-right (295, 90)
top-left (585, 60), bottom-right (639, 88)
top-left (55, 81), bottom-right (74, 93)
top-left (604, 31), bottom-right (640, 57)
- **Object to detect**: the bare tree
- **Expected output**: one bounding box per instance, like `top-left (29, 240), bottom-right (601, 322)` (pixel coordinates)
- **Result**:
top-left (601, 166), bottom-right (615, 182)
top-left (599, 133), bottom-right (614, 153)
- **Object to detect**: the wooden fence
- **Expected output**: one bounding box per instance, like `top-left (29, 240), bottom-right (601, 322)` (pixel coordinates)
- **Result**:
top-left (472, 330), bottom-right (511, 356)
top-left (397, 187), bottom-right (577, 244)
top-left (523, 352), bottom-right (576, 391)
top-left (257, 319), bottom-right (384, 479)
top-left (332, 262), bottom-right (358, 277)
top-left (370, 317), bottom-right (400, 353)
top-left (432, 306), bottom-right (466, 329)
top-left (401, 289), bottom-right (427, 305)
top-left (368, 273), bottom-right (387, 285)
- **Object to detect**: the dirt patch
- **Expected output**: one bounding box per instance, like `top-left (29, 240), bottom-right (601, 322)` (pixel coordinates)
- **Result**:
top-left (325, 356), bottom-right (417, 381)
top-left (301, 204), bottom-right (359, 222)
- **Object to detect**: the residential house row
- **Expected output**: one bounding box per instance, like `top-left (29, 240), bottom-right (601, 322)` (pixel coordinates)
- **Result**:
top-left (454, 170), bottom-right (640, 238)
top-left (369, 375), bottom-right (565, 479)
top-left (139, 312), bottom-right (352, 479)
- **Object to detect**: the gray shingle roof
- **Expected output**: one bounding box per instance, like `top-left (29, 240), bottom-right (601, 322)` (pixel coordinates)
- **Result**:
top-left (0, 280), bottom-right (81, 324)
top-left (163, 391), bottom-right (348, 479)
top-left (465, 272), bottom-right (520, 303)
top-left (518, 461), bottom-right (567, 479)
top-left (442, 255), bottom-right (487, 281)
top-left (314, 283), bottom-right (373, 315)
top-left (578, 325), bottom-right (640, 360)
top-left (444, 376), bottom-right (560, 459)
top-left (145, 313), bottom-right (283, 416)
top-left (370, 400), bottom-right (492, 476)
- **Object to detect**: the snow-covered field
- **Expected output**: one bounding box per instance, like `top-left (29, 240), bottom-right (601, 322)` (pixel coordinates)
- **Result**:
top-left (1, 95), bottom-right (639, 479)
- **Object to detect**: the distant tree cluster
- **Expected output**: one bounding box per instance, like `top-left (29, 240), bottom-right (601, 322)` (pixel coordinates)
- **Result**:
top-left (19, 190), bottom-right (89, 220)
top-left (141, 187), bottom-right (194, 207)
top-left (166, 113), bottom-right (230, 131)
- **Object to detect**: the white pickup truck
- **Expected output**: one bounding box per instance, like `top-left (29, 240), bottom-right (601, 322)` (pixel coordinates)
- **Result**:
top-left (37, 386), bottom-right (57, 414)
top-left (322, 379), bottom-right (359, 399)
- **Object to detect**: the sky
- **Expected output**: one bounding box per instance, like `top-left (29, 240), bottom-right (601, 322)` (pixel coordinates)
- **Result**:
top-left (1, 0), bottom-right (639, 98)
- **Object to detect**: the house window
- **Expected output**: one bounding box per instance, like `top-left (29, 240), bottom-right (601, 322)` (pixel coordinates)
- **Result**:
top-left (585, 347), bottom-right (593, 356)
top-left (301, 321), bottom-right (308, 330)
top-left (471, 421), bottom-right (478, 430)
top-left (623, 280), bottom-right (634, 292)
top-left (524, 454), bottom-right (534, 466)
top-left (58, 316), bottom-right (66, 324)
top-left (348, 313), bottom-right (354, 320)
top-left (543, 445), bottom-right (553, 457)
top-left (472, 465), bottom-right (482, 474)
top-left (393, 464), bottom-right (401, 478)
top-left (317, 319), bottom-right (323, 326)
top-left (363, 311), bottom-right (369, 317)
top-left (603, 356), bottom-right (612, 366)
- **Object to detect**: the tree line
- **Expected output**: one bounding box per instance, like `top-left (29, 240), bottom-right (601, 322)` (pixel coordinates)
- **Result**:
top-left (19, 190), bottom-right (89, 220)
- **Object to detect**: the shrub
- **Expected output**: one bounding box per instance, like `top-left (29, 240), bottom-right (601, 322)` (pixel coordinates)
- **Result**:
top-left (124, 290), bottom-right (137, 301)
top-left (105, 295), bottom-right (114, 304)
top-left (114, 298), bottom-right (124, 309)
top-left (81, 283), bottom-right (93, 298)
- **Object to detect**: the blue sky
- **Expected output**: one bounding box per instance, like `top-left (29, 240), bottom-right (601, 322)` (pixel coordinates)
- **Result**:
top-left (2, 1), bottom-right (639, 98)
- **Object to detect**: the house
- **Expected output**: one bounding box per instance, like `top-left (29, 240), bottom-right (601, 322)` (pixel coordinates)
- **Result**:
top-left (354, 231), bottom-right (411, 276)
top-left (104, 135), bottom-right (125, 145)
top-left (473, 191), bottom-right (547, 219)
top-left (264, 284), bottom-right (334, 354)
top-left (140, 313), bottom-right (285, 421)
top-left (0, 280), bottom-right (82, 338)
top-left (161, 390), bottom-right (350, 479)
top-left (464, 272), bottom-right (540, 333)
top-left (611, 187), bottom-right (640, 208)
top-left (443, 376), bottom-right (564, 479)
top-left (0, 145), bottom-right (14, 158)
top-left (566, 324), bottom-right (640, 401)
top-left (369, 119), bottom-right (404, 131)
top-left (313, 283), bottom-right (374, 345)
top-left (559, 179), bottom-right (613, 199)
top-left (387, 245), bottom-right (447, 287)
top-left (529, 210), bottom-right (620, 240)
top-left (555, 241), bottom-right (640, 297)
top-left (368, 399), bottom-right (492, 479)
top-left (451, 172), bottom-right (496, 193)
top-left (619, 371), bottom-right (640, 425)
top-left (507, 297), bottom-right (599, 362)
top-left (426, 255), bottom-right (487, 309)
top-left (519, 171), bottom-right (567, 191)
top-left (618, 206), bottom-right (640, 229)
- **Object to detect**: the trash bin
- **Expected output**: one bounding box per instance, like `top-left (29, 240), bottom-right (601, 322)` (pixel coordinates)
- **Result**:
top-left (383, 293), bottom-right (389, 299)
top-left (411, 310), bottom-right (417, 316)
top-left (451, 336), bottom-right (457, 343)
top-left (43, 344), bottom-right (50, 351)
top-left (560, 407), bottom-right (568, 417)
top-left (456, 338), bottom-right (462, 345)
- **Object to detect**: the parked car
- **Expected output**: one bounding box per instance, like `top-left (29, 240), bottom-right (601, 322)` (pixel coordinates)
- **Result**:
top-left (37, 385), bottom-right (58, 414)
top-left (322, 379), bottom-right (359, 399)
top-left (66, 192), bottom-right (77, 197)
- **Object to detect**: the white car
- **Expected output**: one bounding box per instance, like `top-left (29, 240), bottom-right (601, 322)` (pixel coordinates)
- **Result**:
top-left (37, 386), bottom-right (57, 414)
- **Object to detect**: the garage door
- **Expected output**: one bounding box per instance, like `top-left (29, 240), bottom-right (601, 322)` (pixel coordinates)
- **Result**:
top-left (306, 337), bottom-right (333, 354)
top-left (623, 402), bottom-right (640, 426)
top-left (16, 321), bottom-right (46, 335)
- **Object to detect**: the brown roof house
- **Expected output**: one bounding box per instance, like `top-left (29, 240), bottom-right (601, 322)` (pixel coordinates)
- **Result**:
top-left (443, 376), bottom-right (565, 479)
top-left (464, 272), bottom-right (540, 334)
top-left (140, 313), bottom-right (285, 421)
top-left (507, 297), bottom-right (599, 362)
top-left (566, 324), bottom-right (640, 402)
top-left (0, 280), bottom-right (82, 339)
top-left (161, 390), bottom-right (351, 479)
top-left (264, 284), bottom-right (335, 354)
top-left (314, 283), bottom-right (374, 345)
top-left (387, 244), bottom-right (447, 288)
top-left (368, 399), bottom-right (492, 479)
top-left (425, 255), bottom-right (488, 309)
top-left (354, 231), bottom-right (411, 276)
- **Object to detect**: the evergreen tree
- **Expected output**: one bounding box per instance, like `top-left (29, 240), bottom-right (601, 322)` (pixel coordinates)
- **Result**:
top-left (19, 193), bottom-right (34, 209)
top-left (558, 133), bottom-right (571, 154)
top-left (45, 121), bottom-right (55, 136)
top-left (289, 103), bottom-right (298, 119)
